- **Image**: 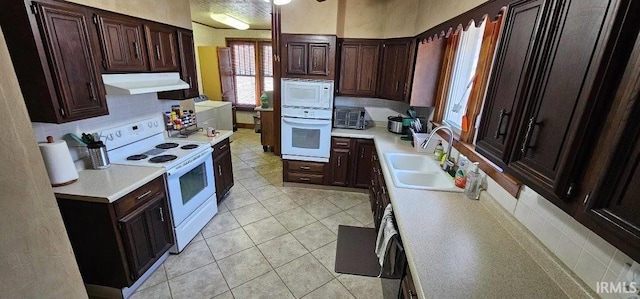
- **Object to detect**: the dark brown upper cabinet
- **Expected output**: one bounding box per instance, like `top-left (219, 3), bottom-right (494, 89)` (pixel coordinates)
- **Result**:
top-left (94, 13), bottom-right (148, 72)
top-left (281, 34), bottom-right (336, 80)
top-left (377, 38), bottom-right (416, 102)
top-left (477, 0), bottom-right (629, 208)
top-left (144, 23), bottom-right (179, 72)
top-left (1, 0), bottom-right (108, 123)
top-left (337, 39), bottom-right (381, 96)
top-left (158, 30), bottom-right (199, 99)
top-left (573, 0), bottom-right (640, 264)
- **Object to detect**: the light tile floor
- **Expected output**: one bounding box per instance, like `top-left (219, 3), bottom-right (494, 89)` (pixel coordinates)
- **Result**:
top-left (131, 129), bottom-right (383, 299)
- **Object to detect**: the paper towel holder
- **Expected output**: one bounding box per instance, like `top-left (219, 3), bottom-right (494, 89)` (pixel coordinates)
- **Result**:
top-left (44, 136), bottom-right (78, 187)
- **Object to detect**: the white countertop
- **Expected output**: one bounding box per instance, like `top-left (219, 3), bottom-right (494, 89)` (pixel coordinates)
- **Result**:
top-left (53, 165), bottom-right (165, 203)
top-left (331, 127), bottom-right (592, 298)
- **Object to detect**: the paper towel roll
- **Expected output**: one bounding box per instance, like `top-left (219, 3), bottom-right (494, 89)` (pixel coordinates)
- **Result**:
top-left (39, 139), bottom-right (79, 186)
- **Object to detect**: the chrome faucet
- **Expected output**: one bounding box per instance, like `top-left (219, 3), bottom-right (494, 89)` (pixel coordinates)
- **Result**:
top-left (421, 125), bottom-right (454, 167)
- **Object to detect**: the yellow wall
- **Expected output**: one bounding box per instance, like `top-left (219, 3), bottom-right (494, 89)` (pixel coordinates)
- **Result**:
top-left (283, 0), bottom-right (489, 38)
top-left (0, 28), bottom-right (87, 299)
top-left (192, 22), bottom-right (271, 99)
top-left (67, 0), bottom-right (191, 28)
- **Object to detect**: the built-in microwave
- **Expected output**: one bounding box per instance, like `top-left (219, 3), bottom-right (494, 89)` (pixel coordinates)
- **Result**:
top-left (333, 106), bottom-right (367, 130)
top-left (281, 78), bottom-right (334, 119)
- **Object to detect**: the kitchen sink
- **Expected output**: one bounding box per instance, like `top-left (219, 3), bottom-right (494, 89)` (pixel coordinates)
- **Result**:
top-left (384, 153), bottom-right (463, 193)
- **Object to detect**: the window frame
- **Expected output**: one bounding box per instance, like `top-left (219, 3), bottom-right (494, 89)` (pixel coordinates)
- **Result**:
top-left (226, 38), bottom-right (273, 110)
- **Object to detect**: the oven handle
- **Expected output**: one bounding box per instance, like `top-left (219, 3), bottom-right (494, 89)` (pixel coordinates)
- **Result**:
top-left (166, 148), bottom-right (213, 177)
top-left (282, 117), bottom-right (330, 127)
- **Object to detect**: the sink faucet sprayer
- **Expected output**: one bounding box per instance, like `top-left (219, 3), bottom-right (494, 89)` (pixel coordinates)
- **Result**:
top-left (420, 125), bottom-right (454, 169)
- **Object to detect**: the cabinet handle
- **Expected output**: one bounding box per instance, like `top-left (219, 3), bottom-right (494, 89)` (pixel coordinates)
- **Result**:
top-left (219, 144), bottom-right (228, 150)
top-left (299, 166), bottom-right (311, 170)
top-left (159, 207), bottom-right (165, 222)
top-left (368, 78), bottom-right (372, 89)
top-left (87, 82), bottom-right (97, 102)
top-left (520, 116), bottom-right (541, 156)
top-left (133, 42), bottom-right (140, 59)
top-left (298, 56), bottom-right (301, 66)
top-left (218, 164), bottom-right (222, 176)
top-left (136, 190), bottom-right (152, 200)
top-left (382, 186), bottom-right (387, 195)
top-left (395, 81), bottom-right (399, 92)
top-left (360, 148), bottom-right (365, 158)
top-left (409, 290), bottom-right (416, 299)
top-left (299, 177), bottom-right (310, 182)
top-left (494, 109), bottom-right (510, 139)
top-left (336, 142), bottom-right (349, 146)
top-left (155, 45), bottom-right (161, 60)
top-left (188, 76), bottom-right (193, 88)
top-left (338, 156), bottom-right (342, 167)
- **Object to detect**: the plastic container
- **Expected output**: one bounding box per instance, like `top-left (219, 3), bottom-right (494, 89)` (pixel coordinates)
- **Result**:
top-left (464, 162), bottom-right (481, 200)
top-left (434, 141), bottom-right (444, 161)
top-left (455, 156), bottom-right (469, 188)
top-left (260, 92), bottom-right (269, 108)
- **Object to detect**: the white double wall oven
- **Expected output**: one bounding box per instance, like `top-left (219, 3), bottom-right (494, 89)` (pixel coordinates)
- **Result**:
top-left (281, 78), bottom-right (335, 162)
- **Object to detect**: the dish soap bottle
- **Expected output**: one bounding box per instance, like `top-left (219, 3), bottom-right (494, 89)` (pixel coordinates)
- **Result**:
top-left (464, 162), bottom-right (481, 200)
top-left (454, 156), bottom-right (469, 189)
top-left (434, 141), bottom-right (444, 161)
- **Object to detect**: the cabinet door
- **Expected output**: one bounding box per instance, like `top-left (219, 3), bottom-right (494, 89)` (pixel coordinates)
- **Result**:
top-left (475, 0), bottom-right (547, 170)
top-left (221, 151), bottom-right (234, 195)
top-left (339, 41), bottom-right (380, 96)
top-left (177, 30), bottom-right (199, 98)
top-left (378, 40), bottom-right (412, 101)
top-left (351, 140), bottom-right (375, 189)
top-left (308, 43), bottom-right (330, 75)
top-left (95, 14), bottom-right (148, 72)
top-left (329, 148), bottom-right (351, 186)
top-left (213, 154), bottom-right (226, 203)
top-left (119, 194), bottom-right (172, 281)
top-left (36, 2), bottom-right (108, 122)
top-left (507, 0), bottom-right (616, 201)
top-left (287, 43), bottom-right (308, 75)
top-left (145, 23), bottom-right (178, 71)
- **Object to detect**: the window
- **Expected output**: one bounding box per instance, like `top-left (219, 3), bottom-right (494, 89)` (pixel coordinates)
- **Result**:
top-left (228, 39), bottom-right (273, 108)
top-left (443, 20), bottom-right (485, 131)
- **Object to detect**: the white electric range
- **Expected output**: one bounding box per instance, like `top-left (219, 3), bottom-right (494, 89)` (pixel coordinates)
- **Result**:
top-left (97, 117), bottom-right (217, 253)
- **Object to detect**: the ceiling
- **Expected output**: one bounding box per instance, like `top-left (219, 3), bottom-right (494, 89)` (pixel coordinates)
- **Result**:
top-left (190, 0), bottom-right (272, 30)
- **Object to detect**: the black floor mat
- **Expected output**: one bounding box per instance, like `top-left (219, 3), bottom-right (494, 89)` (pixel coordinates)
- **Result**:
top-left (335, 225), bottom-right (381, 277)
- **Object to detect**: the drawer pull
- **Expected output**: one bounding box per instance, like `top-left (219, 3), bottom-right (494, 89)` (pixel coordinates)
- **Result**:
top-left (218, 164), bottom-right (222, 176)
top-left (299, 166), bottom-right (311, 170)
top-left (337, 156), bottom-right (342, 167)
top-left (155, 45), bottom-right (161, 60)
top-left (133, 42), bottom-right (140, 59)
top-left (159, 207), bottom-right (165, 222)
top-left (299, 177), bottom-right (310, 182)
top-left (336, 142), bottom-right (349, 146)
top-left (136, 190), bottom-right (152, 200)
top-left (219, 144), bottom-right (228, 150)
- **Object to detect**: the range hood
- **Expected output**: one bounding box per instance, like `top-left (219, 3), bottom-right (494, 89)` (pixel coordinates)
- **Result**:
top-left (101, 73), bottom-right (189, 95)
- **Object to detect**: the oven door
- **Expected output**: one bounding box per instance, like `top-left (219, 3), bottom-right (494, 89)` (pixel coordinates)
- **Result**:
top-left (166, 149), bottom-right (215, 227)
top-left (281, 116), bottom-right (331, 162)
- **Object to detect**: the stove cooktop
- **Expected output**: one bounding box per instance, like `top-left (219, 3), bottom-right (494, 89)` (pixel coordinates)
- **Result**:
top-left (112, 139), bottom-right (210, 169)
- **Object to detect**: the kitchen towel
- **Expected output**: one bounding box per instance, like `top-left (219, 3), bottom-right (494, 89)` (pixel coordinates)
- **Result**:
top-left (375, 203), bottom-right (398, 277)
top-left (39, 138), bottom-right (78, 186)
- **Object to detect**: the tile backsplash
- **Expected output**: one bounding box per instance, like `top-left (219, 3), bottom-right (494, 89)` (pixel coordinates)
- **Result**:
top-left (32, 93), bottom-right (184, 164)
top-left (485, 178), bottom-right (639, 299)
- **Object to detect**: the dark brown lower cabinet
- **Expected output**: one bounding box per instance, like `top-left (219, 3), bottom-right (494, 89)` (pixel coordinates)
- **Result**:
top-left (56, 176), bottom-right (173, 288)
top-left (400, 263), bottom-right (418, 299)
top-left (328, 137), bottom-right (352, 186)
top-left (327, 137), bottom-right (375, 188)
top-left (351, 139), bottom-right (375, 188)
top-left (213, 138), bottom-right (234, 203)
top-left (283, 160), bottom-right (326, 185)
top-left (369, 150), bottom-right (390, 231)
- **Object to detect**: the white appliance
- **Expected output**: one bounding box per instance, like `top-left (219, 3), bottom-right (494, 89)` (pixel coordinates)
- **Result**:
top-left (281, 78), bottom-right (334, 162)
top-left (194, 97), bottom-right (233, 132)
top-left (98, 117), bottom-right (217, 253)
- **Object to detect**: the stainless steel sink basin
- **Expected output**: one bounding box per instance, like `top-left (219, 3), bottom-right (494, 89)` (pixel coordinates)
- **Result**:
top-left (384, 153), bottom-right (463, 192)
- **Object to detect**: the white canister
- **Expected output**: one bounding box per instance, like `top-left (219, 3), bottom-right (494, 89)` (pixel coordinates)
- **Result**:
top-left (206, 127), bottom-right (216, 137)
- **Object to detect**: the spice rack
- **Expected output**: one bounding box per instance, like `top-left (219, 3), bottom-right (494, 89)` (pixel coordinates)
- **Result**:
top-left (164, 105), bottom-right (202, 138)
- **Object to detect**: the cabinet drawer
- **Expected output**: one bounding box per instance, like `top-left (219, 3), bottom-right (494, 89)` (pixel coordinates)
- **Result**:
top-left (285, 172), bottom-right (325, 185)
top-left (285, 160), bottom-right (325, 173)
top-left (114, 176), bottom-right (165, 218)
top-left (332, 137), bottom-right (352, 149)
top-left (213, 138), bottom-right (230, 157)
